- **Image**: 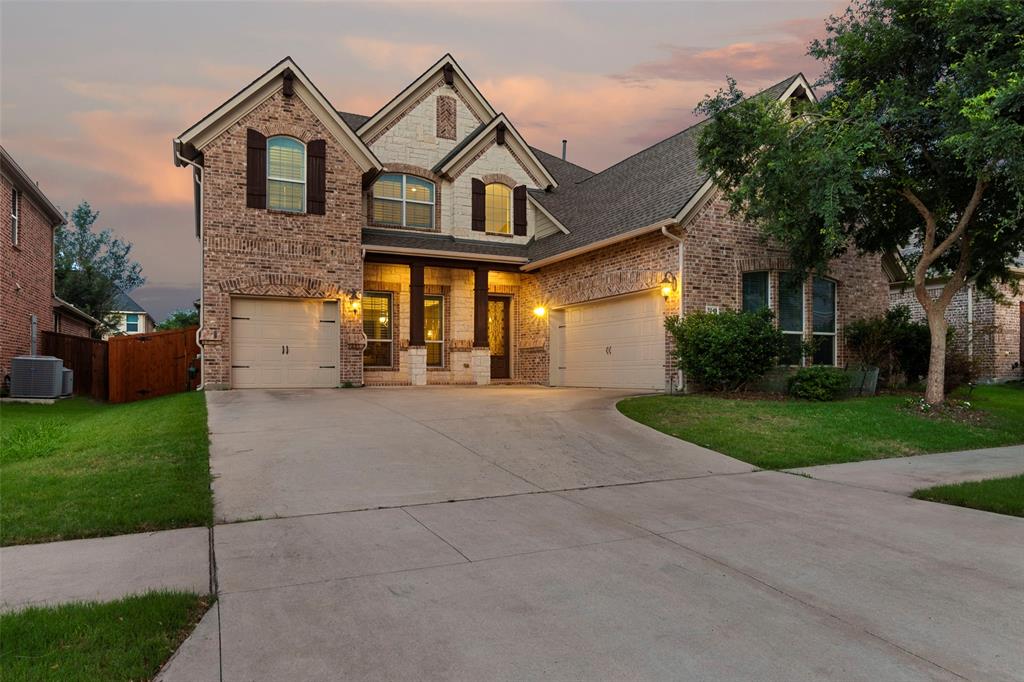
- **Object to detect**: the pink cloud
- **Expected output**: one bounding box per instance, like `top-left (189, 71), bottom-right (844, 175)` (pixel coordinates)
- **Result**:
top-left (340, 36), bottom-right (449, 74)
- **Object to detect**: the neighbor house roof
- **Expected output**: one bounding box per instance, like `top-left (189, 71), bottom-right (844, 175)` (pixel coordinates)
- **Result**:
top-left (111, 290), bottom-right (149, 314)
top-left (525, 74), bottom-right (811, 266)
top-left (0, 145), bottom-right (65, 227)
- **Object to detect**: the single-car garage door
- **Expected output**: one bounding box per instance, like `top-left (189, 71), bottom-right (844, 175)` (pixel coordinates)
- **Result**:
top-left (231, 297), bottom-right (339, 388)
top-left (552, 290), bottom-right (666, 390)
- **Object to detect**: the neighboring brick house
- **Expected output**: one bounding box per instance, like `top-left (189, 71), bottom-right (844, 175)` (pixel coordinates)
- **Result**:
top-left (173, 56), bottom-right (895, 391)
top-left (103, 290), bottom-right (156, 338)
top-left (1, 145), bottom-right (96, 383)
top-left (890, 264), bottom-right (1023, 383)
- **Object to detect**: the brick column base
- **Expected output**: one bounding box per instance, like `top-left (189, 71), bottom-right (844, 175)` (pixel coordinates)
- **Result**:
top-left (408, 346), bottom-right (427, 386)
top-left (471, 347), bottom-right (490, 385)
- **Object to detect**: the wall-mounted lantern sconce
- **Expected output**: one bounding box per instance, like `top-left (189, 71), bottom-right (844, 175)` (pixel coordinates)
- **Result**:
top-left (345, 289), bottom-right (362, 315)
top-left (533, 306), bottom-right (547, 318)
top-left (660, 273), bottom-right (677, 301)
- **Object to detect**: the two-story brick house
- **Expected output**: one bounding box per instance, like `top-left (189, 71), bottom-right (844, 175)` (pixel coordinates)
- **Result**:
top-left (2, 145), bottom-right (96, 383)
top-left (173, 56), bottom-right (895, 391)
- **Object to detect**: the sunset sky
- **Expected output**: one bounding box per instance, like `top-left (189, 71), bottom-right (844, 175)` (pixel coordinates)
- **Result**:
top-left (1, 0), bottom-right (842, 320)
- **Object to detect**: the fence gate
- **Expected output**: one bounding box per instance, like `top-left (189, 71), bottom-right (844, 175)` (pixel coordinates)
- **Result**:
top-left (107, 327), bottom-right (201, 404)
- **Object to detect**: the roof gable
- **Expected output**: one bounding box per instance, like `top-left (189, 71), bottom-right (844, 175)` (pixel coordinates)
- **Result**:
top-left (433, 114), bottom-right (558, 189)
top-left (356, 55), bottom-right (496, 142)
top-left (174, 58), bottom-right (381, 173)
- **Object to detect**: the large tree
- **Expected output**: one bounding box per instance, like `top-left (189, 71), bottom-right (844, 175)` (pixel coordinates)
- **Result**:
top-left (55, 201), bottom-right (145, 334)
top-left (156, 308), bottom-right (199, 331)
top-left (695, 0), bottom-right (1024, 403)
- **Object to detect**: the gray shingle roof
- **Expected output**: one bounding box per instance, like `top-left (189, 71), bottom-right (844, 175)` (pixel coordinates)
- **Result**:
top-left (362, 228), bottom-right (529, 260)
top-left (431, 122), bottom-right (489, 174)
top-left (112, 290), bottom-right (148, 313)
top-left (528, 74), bottom-right (802, 262)
top-left (529, 147), bottom-right (594, 184)
top-left (338, 111), bottom-right (370, 130)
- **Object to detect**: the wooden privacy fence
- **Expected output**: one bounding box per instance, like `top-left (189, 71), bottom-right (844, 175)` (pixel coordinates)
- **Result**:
top-left (41, 332), bottom-right (109, 401)
top-left (108, 327), bottom-right (201, 403)
top-left (41, 326), bottom-right (201, 403)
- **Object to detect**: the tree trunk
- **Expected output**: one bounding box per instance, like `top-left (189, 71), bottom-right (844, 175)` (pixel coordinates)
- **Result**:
top-left (924, 310), bottom-right (948, 404)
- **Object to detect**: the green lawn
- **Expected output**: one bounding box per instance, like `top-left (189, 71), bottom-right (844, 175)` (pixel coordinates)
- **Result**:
top-left (912, 474), bottom-right (1024, 517)
top-left (0, 591), bottom-right (209, 682)
top-left (618, 383), bottom-right (1024, 469)
top-left (0, 393), bottom-right (212, 546)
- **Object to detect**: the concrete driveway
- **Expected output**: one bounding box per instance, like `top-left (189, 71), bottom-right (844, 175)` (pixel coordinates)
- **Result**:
top-left (163, 386), bottom-right (1024, 681)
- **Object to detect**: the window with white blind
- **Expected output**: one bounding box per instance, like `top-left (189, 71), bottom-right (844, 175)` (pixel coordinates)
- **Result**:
top-left (779, 271), bottom-right (805, 365)
top-left (373, 174), bottom-right (435, 229)
top-left (485, 183), bottom-right (512, 234)
top-left (266, 136), bottom-right (305, 212)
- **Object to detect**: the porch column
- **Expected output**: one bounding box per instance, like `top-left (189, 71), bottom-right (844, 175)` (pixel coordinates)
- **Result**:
top-left (408, 262), bottom-right (427, 386)
top-left (472, 266), bottom-right (490, 385)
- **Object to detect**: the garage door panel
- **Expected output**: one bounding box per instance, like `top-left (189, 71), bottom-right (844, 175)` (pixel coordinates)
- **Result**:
top-left (231, 298), bottom-right (339, 389)
top-left (556, 291), bottom-right (666, 390)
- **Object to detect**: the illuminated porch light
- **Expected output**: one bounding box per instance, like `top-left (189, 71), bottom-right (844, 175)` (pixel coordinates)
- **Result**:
top-left (533, 306), bottom-right (546, 317)
top-left (660, 274), bottom-right (675, 300)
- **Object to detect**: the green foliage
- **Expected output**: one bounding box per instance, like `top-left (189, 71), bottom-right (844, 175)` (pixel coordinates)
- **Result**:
top-left (54, 202), bottom-right (145, 333)
top-left (156, 308), bottom-right (199, 330)
top-left (845, 305), bottom-right (931, 384)
top-left (788, 366), bottom-right (850, 401)
top-left (665, 309), bottom-right (784, 391)
top-left (912, 474), bottom-right (1024, 518)
top-left (0, 592), bottom-right (209, 681)
top-left (944, 350), bottom-right (979, 394)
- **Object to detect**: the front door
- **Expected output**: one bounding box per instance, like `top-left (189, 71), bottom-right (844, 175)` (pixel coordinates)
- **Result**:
top-left (488, 296), bottom-right (511, 379)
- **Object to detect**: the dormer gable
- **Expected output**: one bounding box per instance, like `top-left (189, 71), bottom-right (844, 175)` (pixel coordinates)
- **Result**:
top-left (433, 114), bottom-right (558, 190)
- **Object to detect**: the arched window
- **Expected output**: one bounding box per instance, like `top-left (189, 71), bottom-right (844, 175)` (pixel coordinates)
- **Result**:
top-left (485, 183), bottom-right (511, 234)
top-left (373, 174), bottom-right (435, 229)
top-left (266, 136), bottom-right (305, 212)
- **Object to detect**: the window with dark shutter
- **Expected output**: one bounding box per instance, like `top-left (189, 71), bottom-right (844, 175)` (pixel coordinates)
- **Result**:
top-left (513, 185), bottom-right (527, 236)
top-left (246, 129), bottom-right (267, 208)
top-left (471, 178), bottom-right (485, 231)
top-left (307, 139), bottom-right (326, 215)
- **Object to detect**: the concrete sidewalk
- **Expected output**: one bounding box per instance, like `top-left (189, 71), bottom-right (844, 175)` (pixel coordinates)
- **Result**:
top-left (0, 527), bottom-right (211, 613)
top-left (787, 444), bottom-right (1024, 494)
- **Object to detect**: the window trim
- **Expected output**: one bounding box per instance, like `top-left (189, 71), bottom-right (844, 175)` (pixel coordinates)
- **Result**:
top-left (10, 188), bottom-right (19, 247)
top-left (266, 135), bottom-right (306, 213)
top-left (424, 294), bottom-right (444, 368)
top-left (372, 174), bottom-right (435, 229)
top-left (484, 182), bottom-right (512, 235)
top-left (811, 276), bottom-right (838, 366)
top-left (362, 291), bottom-right (394, 369)
top-left (779, 272), bottom-right (806, 367)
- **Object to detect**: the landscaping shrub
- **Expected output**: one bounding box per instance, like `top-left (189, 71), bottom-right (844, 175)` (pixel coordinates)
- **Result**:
top-left (665, 310), bottom-right (784, 391)
top-left (944, 350), bottom-right (979, 394)
top-left (788, 366), bottom-right (849, 401)
top-left (845, 306), bottom-right (931, 385)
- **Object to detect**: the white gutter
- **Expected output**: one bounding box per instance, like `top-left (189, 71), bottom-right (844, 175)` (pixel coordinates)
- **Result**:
top-left (362, 244), bottom-right (528, 264)
top-left (661, 225), bottom-right (686, 393)
top-left (176, 149), bottom-right (206, 390)
top-left (522, 219), bottom-right (676, 271)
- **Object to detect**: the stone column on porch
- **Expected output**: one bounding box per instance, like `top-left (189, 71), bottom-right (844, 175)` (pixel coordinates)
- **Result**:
top-left (408, 262), bottom-right (427, 386)
top-left (472, 266), bottom-right (490, 385)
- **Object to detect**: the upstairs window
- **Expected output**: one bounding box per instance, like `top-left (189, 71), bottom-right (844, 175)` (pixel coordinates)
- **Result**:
top-left (10, 188), bottom-right (19, 246)
top-left (373, 174), bottom-right (435, 229)
top-left (485, 183), bottom-right (511, 234)
top-left (266, 136), bottom-right (305, 212)
top-left (126, 313), bottom-right (139, 333)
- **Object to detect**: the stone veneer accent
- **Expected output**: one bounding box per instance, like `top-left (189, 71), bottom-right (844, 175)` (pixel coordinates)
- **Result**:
top-left (198, 87), bottom-right (365, 388)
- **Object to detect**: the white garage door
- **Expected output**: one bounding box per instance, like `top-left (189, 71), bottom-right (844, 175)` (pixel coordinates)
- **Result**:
top-left (231, 298), bottom-right (340, 389)
top-left (553, 290), bottom-right (666, 390)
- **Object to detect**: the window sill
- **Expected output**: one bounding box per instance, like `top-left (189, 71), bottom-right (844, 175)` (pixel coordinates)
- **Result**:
top-left (484, 231), bottom-right (515, 238)
top-left (367, 222), bottom-right (439, 233)
top-left (264, 208), bottom-right (309, 216)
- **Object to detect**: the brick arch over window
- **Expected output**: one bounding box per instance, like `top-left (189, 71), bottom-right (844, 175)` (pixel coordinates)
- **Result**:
top-left (219, 273), bottom-right (343, 298)
top-left (736, 256), bottom-right (793, 274)
top-left (480, 173), bottom-right (517, 188)
top-left (247, 124), bottom-right (320, 144)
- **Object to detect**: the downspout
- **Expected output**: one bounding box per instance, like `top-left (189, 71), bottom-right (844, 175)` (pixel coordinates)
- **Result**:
top-left (175, 149), bottom-right (205, 390)
top-left (661, 225), bottom-right (685, 392)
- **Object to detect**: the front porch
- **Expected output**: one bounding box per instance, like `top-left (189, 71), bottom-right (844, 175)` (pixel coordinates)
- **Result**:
top-left (361, 255), bottom-right (546, 386)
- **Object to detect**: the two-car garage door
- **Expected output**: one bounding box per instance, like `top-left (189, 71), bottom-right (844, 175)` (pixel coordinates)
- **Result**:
top-left (231, 298), bottom-right (339, 388)
top-left (552, 290), bottom-right (666, 390)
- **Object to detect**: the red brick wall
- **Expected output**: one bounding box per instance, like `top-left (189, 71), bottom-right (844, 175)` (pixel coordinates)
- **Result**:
top-left (199, 88), bottom-right (365, 388)
top-left (1, 173), bottom-right (55, 379)
top-left (54, 312), bottom-right (93, 338)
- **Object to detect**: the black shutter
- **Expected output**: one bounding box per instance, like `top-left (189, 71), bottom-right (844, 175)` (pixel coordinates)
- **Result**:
top-left (471, 178), bottom-right (485, 231)
top-left (513, 185), bottom-right (527, 236)
top-left (246, 129), bottom-right (266, 209)
top-left (307, 139), bottom-right (326, 215)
